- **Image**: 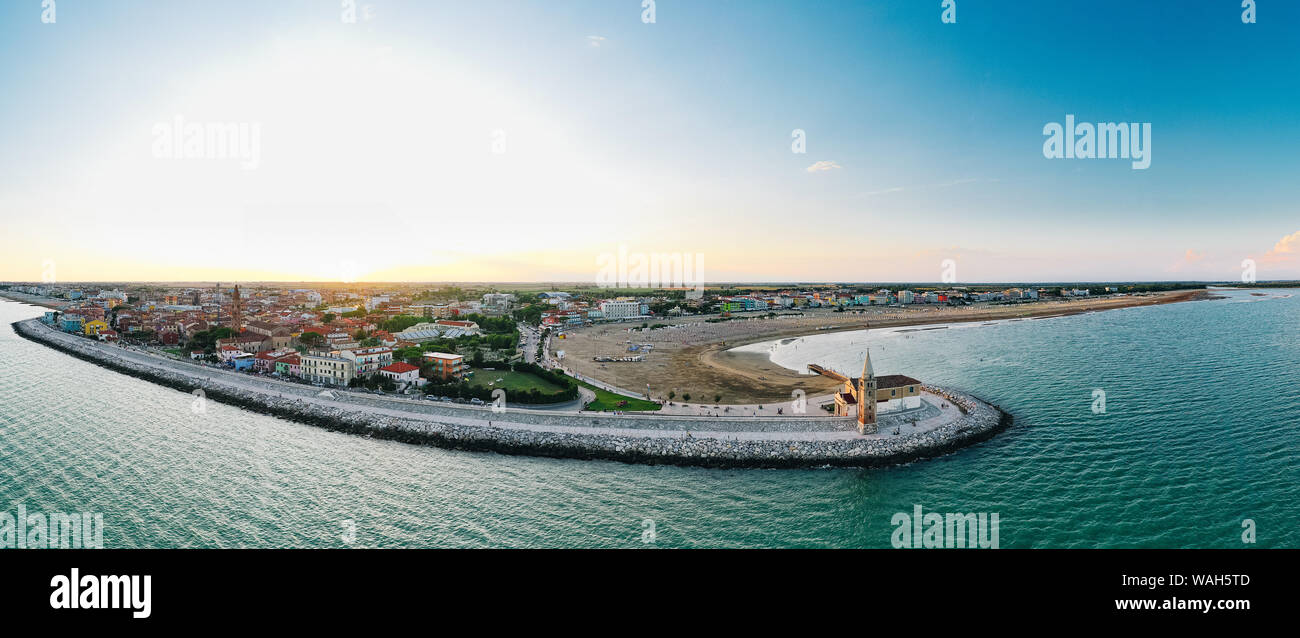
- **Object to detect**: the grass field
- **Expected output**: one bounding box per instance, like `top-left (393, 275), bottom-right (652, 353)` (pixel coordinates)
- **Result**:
top-left (467, 367), bottom-right (564, 393)
top-left (573, 379), bottom-right (662, 412)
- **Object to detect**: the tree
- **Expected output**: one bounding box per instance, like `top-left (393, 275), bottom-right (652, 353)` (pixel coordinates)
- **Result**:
top-left (323, 313), bottom-right (336, 323)
top-left (682, 393), bottom-right (691, 402)
top-left (299, 331), bottom-right (325, 348)
top-left (714, 393), bottom-right (722, 403)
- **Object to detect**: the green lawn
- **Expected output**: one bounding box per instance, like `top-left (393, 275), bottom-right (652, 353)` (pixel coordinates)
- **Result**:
top-left (572, 379), bottom-right (662, 412)
top-left (467, 367), bottom-right (564, 393)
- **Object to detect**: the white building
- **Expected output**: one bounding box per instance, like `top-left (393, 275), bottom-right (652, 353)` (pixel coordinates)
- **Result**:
top-left (599, 300), bottom-right (641, 320)
top-left (301, 352), bottom-right (356, 386)
top-left (379, 362), bottom-right (424, 388)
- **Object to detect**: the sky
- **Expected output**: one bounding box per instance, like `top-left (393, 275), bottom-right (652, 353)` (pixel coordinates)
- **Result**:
top-left (1, 0), bottom-right (1298, 284)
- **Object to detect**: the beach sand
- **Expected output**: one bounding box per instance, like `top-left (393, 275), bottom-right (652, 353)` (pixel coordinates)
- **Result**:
top-left (557, 289), bottom-right (1212, 404)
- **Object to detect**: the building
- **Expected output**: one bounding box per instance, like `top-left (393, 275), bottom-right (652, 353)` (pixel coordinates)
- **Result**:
top-left (229, 284), bottom-right (244, 333)
top-left (599, 300), bottom-right (641, 320)
top-left (434, 319), bottom-right (479, 334)
top-left (395, 323), bottom-right (444, 343)
top-left (300, 352), bottom-right (356, 386)
top-left (339, 346), bottom-right (394, 377)
top-left (274, 354), bottom-right (302, 378)
top-left (244, 321), bottom-right (294, 349)
top-left (230, 353), bottom-right (257, 371)
top-left (216, 333), bottom-right (272, 353)
top-left (253, 348), bottom-right (297, 374)
top-left (60, 316), bottom-right (85, 333)
top-left (379, 362), bottom-right (423, 388)
top-left (422, 352), bottom-right (466, 381)
top-left (395, 320), bottom-right (480, 342)
top-left (83, 319), bottom-right (109, 337)
top-left (820, 347), bottom-right (923, 435)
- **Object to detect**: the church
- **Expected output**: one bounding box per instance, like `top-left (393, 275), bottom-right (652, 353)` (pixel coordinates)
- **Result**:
top-left (829, 349), bottom-right (923, 434)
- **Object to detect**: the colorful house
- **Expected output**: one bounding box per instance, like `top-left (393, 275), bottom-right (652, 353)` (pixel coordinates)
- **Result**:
top-left (230, 353), bottom-right (256, 371)
top-left (60, 316), bottom-right (85, 333)
top-left (83, 319), bottom-right (109, 336)
top-left (422, 352), bottom-right (466, 381)
top-left (275, 355), bottom-right (302, 378)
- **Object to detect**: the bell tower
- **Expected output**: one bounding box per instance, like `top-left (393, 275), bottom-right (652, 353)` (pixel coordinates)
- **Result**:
top-left (857, 348), bottom-right (878, 434)
top-left (230, 284), bottom-right (244, 334)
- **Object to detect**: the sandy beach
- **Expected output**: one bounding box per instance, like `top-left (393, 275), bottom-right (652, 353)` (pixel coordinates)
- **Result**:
top-left (556, 289), bottom-right (1213, 404)
top-left (0, 291), bottom-right (69, 310)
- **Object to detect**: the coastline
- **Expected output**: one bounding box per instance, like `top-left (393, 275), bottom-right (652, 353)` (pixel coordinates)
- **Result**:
top-left (561, 289), bottom-right (1212, 404)
top-left (11, 316), bottom-right (1012, 469)
top-left (0, 291), bottom-right (70, 310)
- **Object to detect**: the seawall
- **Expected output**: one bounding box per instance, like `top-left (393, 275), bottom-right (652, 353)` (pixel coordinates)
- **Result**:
top-left (13, 318), bottom-right (1012, 469)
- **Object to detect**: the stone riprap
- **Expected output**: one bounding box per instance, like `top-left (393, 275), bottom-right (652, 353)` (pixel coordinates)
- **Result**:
top-left (14, 319), bottom-right (1011, 468)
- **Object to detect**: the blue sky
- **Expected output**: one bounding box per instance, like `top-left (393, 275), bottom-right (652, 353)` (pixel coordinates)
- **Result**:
top-left (1, 0), bottom-right (1298, 282)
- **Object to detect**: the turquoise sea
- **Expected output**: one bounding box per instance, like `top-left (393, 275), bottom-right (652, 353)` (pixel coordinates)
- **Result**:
top-left (1, 290), bottom-right (1296, 548)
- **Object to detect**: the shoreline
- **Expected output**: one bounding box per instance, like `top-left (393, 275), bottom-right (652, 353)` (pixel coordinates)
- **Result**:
top-left (564, 289), bottom-right (1212, 404)
top-left (0, 291), bottom-right (70, 310)
top-left (11, 316), bottom-right (1012, 469)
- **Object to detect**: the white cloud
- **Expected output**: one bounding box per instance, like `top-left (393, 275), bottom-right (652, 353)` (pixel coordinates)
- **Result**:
top-left (805, 160), bottom-right (841, 173)
top-left (586, 35), bottom-right (607, 47)
top-left (1262, 230), bottom-right (1300, 263)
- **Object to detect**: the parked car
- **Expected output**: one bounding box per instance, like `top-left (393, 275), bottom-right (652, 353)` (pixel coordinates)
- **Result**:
top-left (469, 398), bottom-right (484, 405)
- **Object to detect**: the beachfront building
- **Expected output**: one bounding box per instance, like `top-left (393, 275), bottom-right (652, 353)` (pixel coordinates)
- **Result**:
top-left (301, 352), bottom-right (356, 386)
top-left (340, 346), bottom-right (394, 376)
top-left (600, 300), bottom-right (641, 320)
top-left (230, 353), bottom-right (257, 371)
top-left (60, 316), bottom-right (85, 333)
top-left (83, 319), bottom-right (109, 337)
top-left (379, 362), bottom-right (424, 388)
top-left (422, 352), bottom-right (466, 381)
top-left (275, 354), bottom-right (301, 378)
top-left (253, 348), bottom-right (298, 374)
